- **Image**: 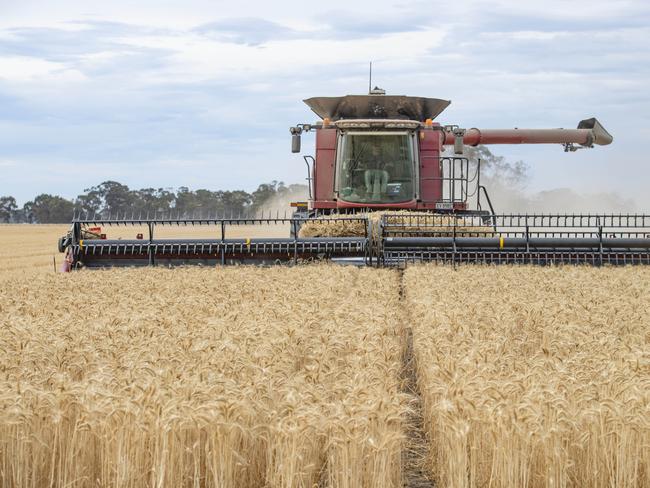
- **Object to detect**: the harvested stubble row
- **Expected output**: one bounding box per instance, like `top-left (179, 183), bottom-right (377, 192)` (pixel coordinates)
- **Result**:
top-left (298, 211), bottom-right (493, 239)
top-left (404, 265), bottom-right (650, 488)
top-left (0, 266), bottom-right (409, 488)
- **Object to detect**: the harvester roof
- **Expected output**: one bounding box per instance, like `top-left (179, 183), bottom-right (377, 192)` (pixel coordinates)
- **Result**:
top-left (303, 95), bottom-right (450, 122)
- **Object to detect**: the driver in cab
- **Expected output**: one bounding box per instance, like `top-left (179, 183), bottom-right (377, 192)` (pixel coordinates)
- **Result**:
top-left (364, 146), bottom-right (389, 200)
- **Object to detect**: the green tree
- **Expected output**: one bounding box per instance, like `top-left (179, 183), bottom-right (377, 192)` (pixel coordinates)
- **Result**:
top-left (24, 194), bottom-right (75, 223)
top-left (251, 181), bottom-right (284, 212)
top-left (174, 187), bottom-right (196, 216)
top-left (193, 189), bottom-right (223, 216)
top-left (464, 145), bottom-right (528, 187)
top-left (0, 196), bottom-right (17, 222)
top-left (221, 190), bottom-right (252, 216)
top-left (75, 188), bottom-right (102, 216)
top-left (84, 181), bottom-right (135, 216)
top-left (132, 188), bottom-right (175, 216)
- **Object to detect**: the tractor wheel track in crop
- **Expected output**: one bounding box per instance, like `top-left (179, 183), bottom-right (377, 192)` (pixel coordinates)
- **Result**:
top-left (398, 269), bottom-right (435, 488)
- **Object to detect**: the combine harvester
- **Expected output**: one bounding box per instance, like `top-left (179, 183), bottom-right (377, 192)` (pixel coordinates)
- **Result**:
top-left (58, 89), bottom-right (650, 268)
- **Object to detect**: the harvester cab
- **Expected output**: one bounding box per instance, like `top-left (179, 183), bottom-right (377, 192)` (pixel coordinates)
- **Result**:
top-left (57, 90), bottom-right (650, 270)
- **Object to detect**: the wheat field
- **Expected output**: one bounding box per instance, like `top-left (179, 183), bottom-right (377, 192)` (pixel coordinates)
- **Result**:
top-left (0, 225), bottom-right (68, 273)
top-left (1, 225), bottom-right (649, 487)
top-left (404, 265), bottom-right (650, 487)
top-left (0, 266), bottom-right (408, 487)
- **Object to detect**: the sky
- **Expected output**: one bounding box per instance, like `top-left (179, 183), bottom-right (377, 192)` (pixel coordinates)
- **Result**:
top-left (0, 0), bottom-right (649, 208)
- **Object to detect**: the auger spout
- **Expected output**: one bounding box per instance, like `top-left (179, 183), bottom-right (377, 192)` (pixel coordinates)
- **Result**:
top-left (441, 117), bottom-right (612, 149)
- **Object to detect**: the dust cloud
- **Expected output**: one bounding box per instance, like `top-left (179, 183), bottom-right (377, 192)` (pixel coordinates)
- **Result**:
top-left (482, 179), bottom-right (637, 214)
top-left (256, 185), bottom-right (309, 217)
top-left (463, 146), bottom-right (639, 214)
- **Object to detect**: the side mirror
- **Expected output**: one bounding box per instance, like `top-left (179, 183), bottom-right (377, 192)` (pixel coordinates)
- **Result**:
top-left (291, 133), bottom-right (301, 153)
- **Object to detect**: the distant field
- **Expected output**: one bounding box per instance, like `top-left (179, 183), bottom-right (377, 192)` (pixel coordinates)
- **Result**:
top-left (0, 224), bottom-right (68, 273)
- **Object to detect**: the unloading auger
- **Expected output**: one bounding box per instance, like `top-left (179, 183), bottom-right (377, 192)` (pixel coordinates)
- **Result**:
top-left (58, 90), bottom-right (650, 269)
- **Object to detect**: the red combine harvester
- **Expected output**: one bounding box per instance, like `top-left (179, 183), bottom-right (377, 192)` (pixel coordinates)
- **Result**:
top-left (58, 90), bottom-right (650, 268)
top-left (290, 91), bottom-right (612, 216)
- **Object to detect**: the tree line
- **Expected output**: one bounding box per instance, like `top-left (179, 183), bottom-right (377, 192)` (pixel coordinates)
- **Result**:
top-left (0, 181), bottom-right (306, 224)
top-left (0, 147), bottom-right (530, 224)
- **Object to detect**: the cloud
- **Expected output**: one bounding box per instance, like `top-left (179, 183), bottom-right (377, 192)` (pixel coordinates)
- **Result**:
top-left (0, 2), bottom-right (649, 210)
top-left (0, 55), bottom-right (86, 82)
top-left (113, 28), bottom-right (446, 86)
top-left (308, 10), bottom-right (434, 40)
top-left (468, 2), bottom-right (650, 33)
top-left (194, 18), bottom-right (297, 45)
